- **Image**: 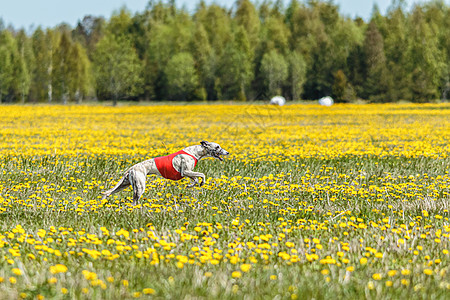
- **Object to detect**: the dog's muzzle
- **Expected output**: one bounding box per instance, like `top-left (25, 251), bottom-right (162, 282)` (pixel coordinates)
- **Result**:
top-left (214, 150), bottom-right (229, 161)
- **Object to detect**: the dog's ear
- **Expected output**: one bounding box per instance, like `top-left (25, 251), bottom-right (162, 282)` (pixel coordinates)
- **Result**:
top-left (200, 141), bottom-right (208, 147)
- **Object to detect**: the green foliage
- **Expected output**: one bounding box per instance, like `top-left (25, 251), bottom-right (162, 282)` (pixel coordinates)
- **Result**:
top-left (164, 52), bottom-right (198, 100)
top-left (362, 21), bottom-right (389, 101)
top-left (1, 0), bottom-right (450, 102)
top-left (72, 16), bottom-right (106, 59)
top-left (261, 50), bottom-right (288, 97)
top-left (67, 42), bottom-right (92, 103)
top-left (216, 26), bottom-right (253, 100)
top-left (15, 30), bottom-right (34, 103)
top-left (92, 33), bottom-right (143, 104)
top-left (0, 30), bottom-right (16, 102)
top-left (235, 0), bottom-right (260, 51)
top-left (191, 23), bottom-right (214, 99)
top-left (383, 5), bottom-right (412, 101)
top-left (145, 9), bottom-right (194, 99)
top-left (30, 28), bottom-right (52, 102)
top-left (52, 31), bottom-right (72, 104)
top-left (107, 7), bottom-right (133, 38)
top-left (407, 6), bottom-right (446, 101)
top-left (50, 29), bottom-right (92, 103)
top-left (260, 16), bottom-right (291, 56)
top-left (288, 51), bottom-right (307, 100)
top-left (332, 69), bottom-right (347, 102)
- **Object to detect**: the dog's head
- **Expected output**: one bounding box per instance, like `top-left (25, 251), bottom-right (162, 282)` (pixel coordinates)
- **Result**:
top-left (200, 141), bottom-right (229, 161)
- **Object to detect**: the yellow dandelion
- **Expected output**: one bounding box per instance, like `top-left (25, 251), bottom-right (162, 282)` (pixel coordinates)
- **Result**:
top-left (232, 271), bottom-right (242, 278)
top-left (12, 268), bottom-right (22, 276)
top-left (204, 272), bottom-right (213, 277)
top-left (372, 273), bottom-right (382, 280)
top-left (240, 264), bottom-right (251, 272)
top-left (388, 270), bottom-right (397, 277)
top-left (49, 264), bottom-right (68, 274)
top-left (423, 269), bottom-right (433, 275)
top-left (48, 277), bottom-right (58, 284)
top-left (143, 288), bottom-right (155, 295)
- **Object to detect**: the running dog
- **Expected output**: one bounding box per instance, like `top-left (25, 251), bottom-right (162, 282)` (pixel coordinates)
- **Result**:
top-left (101, 141), bottom-right (229, 205)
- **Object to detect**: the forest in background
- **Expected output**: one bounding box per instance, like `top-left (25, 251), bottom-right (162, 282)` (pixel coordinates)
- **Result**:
top-left (0, 0), bottom-right (449, 104)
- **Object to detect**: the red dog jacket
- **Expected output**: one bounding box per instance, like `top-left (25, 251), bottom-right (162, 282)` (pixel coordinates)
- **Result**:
top-left (154, 150), bottom-right (198, 180)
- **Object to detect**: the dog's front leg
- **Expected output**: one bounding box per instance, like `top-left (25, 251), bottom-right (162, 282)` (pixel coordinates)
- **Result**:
top-left (182, 170), bottom-right (205, 187)
top-left (179, 156), bottom-right (205, 187)
top-left (187, 177), bottom-right (198, 188)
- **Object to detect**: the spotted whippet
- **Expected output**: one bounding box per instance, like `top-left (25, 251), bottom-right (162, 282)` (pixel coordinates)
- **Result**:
top-left (101, 141), bottom-right (229, 205)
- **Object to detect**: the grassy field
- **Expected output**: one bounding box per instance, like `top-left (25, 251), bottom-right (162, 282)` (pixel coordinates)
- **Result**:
top-left (0, 103), bottom-right (449, 299)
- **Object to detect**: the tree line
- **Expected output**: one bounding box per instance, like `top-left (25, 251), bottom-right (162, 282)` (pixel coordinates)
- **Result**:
top-left (0, 0), bottom-right (449, 104)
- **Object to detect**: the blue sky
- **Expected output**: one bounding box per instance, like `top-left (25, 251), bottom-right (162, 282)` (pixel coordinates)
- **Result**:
top-left (0, 0), bottom-right (447, 30)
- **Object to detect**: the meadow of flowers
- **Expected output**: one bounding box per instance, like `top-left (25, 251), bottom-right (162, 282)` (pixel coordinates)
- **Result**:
top-left (0, 103), bottom-right (449, 299)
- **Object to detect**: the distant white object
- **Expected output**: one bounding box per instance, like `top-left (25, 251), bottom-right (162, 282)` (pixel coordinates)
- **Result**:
top-left (270, 96), bottom-right (286, 106)
top-left (318, 96), bottom-right (334, 106)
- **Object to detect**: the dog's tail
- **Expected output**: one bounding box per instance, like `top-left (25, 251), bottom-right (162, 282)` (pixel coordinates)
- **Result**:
top-left (100, 191), bottom-right (108, 200)
top-left (101, 172), bottom-right (129, 200)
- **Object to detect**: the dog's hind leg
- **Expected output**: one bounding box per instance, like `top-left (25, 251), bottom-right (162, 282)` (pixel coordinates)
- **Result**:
top-left (129, 169), bottom-right (146, 205)
top-left (101, 173), bottom-right (131, 200)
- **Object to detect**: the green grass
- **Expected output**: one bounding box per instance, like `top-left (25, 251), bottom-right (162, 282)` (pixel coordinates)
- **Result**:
top-left (1, 102), bottom-right (450, 299)
top-left (1, 153), bottom-right (449, 299)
